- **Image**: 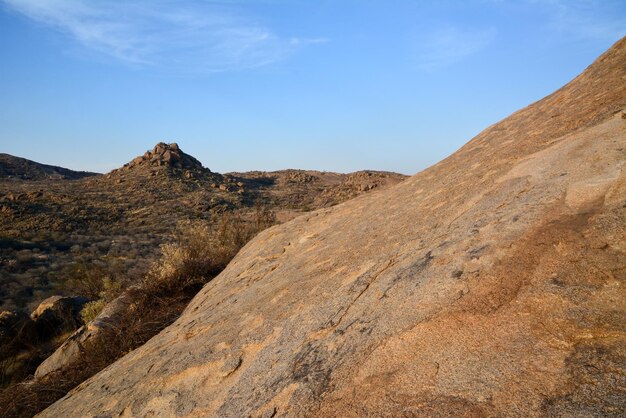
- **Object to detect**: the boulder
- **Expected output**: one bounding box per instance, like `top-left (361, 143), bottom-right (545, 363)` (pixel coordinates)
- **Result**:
top-left (31, 296), bottom-right (88, 339)
top-left (35, 292), bottom-right (133, 379)
top-left (0, 310), bottom-right (35, 351)
top-left (154, 142), bottom-right (167, 154)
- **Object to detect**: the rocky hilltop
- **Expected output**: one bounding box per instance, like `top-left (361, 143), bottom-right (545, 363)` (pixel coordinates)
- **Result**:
top-left (41, 37), bottom-right (626, 417)
top-left (0, 154), bottom-right (97, 181)
top-left (107, 142), bottom-right (217, 181)
top-left (125, 142), bottom-right (202, 170)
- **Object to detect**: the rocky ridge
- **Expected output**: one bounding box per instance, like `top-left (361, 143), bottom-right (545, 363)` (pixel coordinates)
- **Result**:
top-left (40, 37), bottom-right (626, 417)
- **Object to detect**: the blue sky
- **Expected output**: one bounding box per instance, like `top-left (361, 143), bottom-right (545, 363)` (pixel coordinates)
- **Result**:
top-left (0, 1), bottom-right (624, 174)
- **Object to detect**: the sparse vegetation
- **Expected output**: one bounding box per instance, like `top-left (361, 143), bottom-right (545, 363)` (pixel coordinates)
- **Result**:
top-left (59, 262), bottom-right (125, 302)
top-left (0, 162), bottom-right (403, 312)
top-left (0, 211), bottom-right (276, 418)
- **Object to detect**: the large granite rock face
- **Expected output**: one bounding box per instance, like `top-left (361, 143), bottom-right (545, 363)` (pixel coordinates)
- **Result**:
top-left (42, 38), bottom-right (626, 417)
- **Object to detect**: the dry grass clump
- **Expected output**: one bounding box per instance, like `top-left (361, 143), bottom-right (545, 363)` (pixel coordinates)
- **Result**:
top-left (0, 210), bottom-right (275, 418)
top-left (149, 221), bottom-right (230, 288)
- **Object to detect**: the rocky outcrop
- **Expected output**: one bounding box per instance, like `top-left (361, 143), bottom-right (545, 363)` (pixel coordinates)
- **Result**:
top-left (41, 38), bottom-right (626, 417)
top-left (285, 171), bottom-right (318, 184)
top-left (105, 142), bottom-right (223, 185)
top-left (0, 146), bottom-right (405, 315)
top-left (228, 169), bottom-right (408, 212)
top-left (112, 142), bottom-right (209, 174)
top-left (125, 142), bottom-right (204, 171)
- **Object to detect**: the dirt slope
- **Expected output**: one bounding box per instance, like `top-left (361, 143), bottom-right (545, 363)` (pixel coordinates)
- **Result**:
top-left (41, 38), bottom-right (626, 417)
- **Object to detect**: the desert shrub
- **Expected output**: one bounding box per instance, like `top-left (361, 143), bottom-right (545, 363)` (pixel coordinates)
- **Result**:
top-left (147, 221), bottom-right (224, 288)
top-left (147, 211), bottom-right (274, 290)
top-left (59, 263), bottom-right (127, 303)
top-left (216, 214), bottom-right (249, 252)
top-left (253, 204), bottom-right (277, 236)
top-left (58, 263), bottom-right (109, 300)
top-left (98, 276), bottom-right (123, 302)
top-left (78, 275), bottom-right (124, 325)
top-left (216, 206), bottom-right (276, 254)
top-left (80, 300), bottom-right (107, 324)
top-left (0, 352), bottom-right (46, 389)
top-left (0, 357), bottom-right (20, 387)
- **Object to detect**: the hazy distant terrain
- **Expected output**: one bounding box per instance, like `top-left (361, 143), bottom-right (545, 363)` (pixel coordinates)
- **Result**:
top-left (0, 154), bottom-right (97, 181)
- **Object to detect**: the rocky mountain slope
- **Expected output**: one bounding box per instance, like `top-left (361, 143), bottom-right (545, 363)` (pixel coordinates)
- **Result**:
top-left (0, 144), bottom-right (406, 311)
top-left (230, 169), bottom-right (407, 213)
top-left (41, 37), bottom-right (626, 417)
top-left (0, 154), bottom-right (97, 180)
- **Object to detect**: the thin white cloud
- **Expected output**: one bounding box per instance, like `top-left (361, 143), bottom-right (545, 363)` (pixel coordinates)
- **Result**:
top-left (531, 0), bottom-right (626, 41)
top-left (1, 0), bottom-right (326, 74)
top-left (412, 25), bottom-right (497, 71)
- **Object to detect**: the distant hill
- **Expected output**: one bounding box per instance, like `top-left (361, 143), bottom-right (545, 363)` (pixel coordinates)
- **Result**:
top-left (106, 142), bottom-right (220, 181)
top-left (229, 169), bottom-right (408, 210)
top-left (0, 154), bottom-right (99, 180)
top-left (0, 143), bottom-right (407, 311)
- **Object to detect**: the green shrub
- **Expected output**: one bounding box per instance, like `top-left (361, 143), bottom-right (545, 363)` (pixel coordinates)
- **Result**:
top-left (80, 300), bottom-right (107, 324)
